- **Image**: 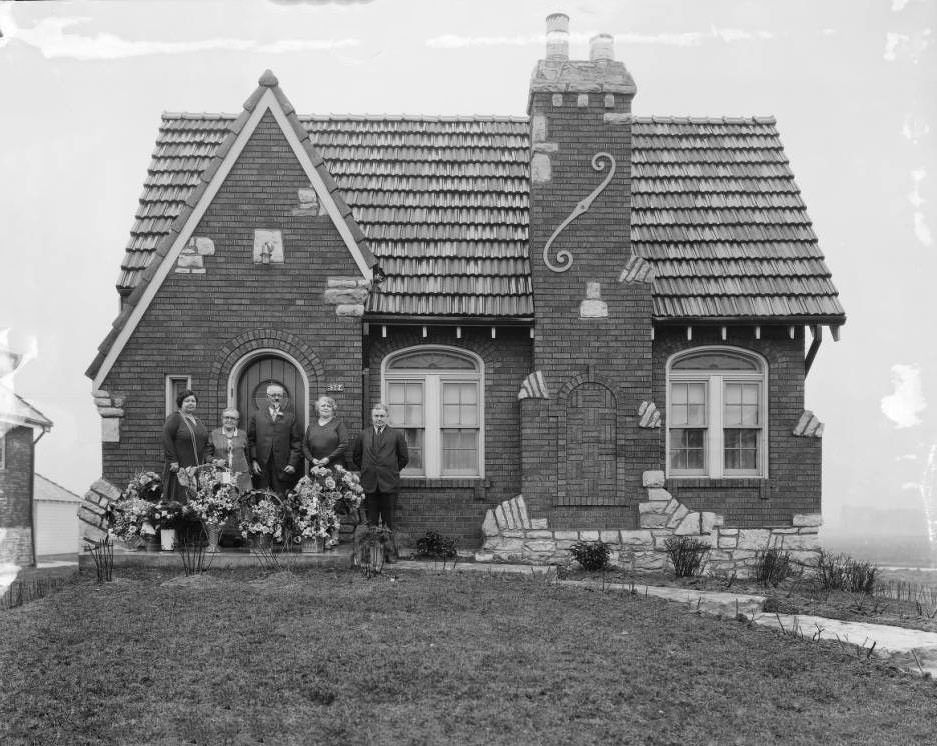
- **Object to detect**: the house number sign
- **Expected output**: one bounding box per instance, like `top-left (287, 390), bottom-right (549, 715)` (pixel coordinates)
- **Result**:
top-left (326, 383), bottom-right (344, 392)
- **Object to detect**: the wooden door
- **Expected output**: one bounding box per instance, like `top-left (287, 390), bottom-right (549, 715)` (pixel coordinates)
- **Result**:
top-left (236, 355), bottom-right (306, 429)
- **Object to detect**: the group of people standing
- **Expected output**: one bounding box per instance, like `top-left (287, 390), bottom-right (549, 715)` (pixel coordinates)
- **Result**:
top-left (161, 384), bottom-right (409, 558)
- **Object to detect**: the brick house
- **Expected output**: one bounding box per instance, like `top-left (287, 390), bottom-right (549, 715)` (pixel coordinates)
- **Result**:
top-left (83, 15), bottom-right (844, 572)
top-left (1, 352), bottom-right (53, 567)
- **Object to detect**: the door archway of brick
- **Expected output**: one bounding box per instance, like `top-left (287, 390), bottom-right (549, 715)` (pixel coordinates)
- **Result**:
top-left (561, 382), bottom-right (617, 506)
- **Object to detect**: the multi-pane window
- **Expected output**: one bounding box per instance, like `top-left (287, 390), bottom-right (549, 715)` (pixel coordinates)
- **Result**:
top-left (165, 375), bottom-right (192, 416)
top-left (384, 348), bottom-right (482, 478)
top-left (667, 348), bottom-right (766, 478)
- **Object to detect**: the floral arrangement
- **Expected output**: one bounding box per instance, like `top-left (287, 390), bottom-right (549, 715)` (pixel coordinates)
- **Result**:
top-left (238, 489), bottom-right (285, 542)
top-left (152, 500), bottom-right (186, 531)
top-left (286, 465), bottom-right (364, 541)
top-left (182, 466), bottom-right (240, 525)
top-left (120, 470), bottom-right (163, 503)
top-left (288, 476), bottom-right (340, 540)
top-left (107, 497), bottom-right (157, 543)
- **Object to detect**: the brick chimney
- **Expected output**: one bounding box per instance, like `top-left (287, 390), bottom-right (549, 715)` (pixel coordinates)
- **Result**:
top-left (520, 15), bottom-right (655, 519)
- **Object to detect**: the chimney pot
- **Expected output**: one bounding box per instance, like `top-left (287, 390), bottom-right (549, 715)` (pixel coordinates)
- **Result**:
top-left (589, 33), bottom-right (614, 62)
top-left (545, 13), bottom-right (569, 61)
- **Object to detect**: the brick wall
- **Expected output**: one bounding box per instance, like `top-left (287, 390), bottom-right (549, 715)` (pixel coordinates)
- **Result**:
top-left (522, 78), bottom-right (658, 530)
top-left (652, 325), bottom-right (822, 526)
top-left (101, 112), bottom-right (365, 488)
top-left (0, 425), bottom-right (35, 565)
top-left (364, 327), bottom-right (531, 548)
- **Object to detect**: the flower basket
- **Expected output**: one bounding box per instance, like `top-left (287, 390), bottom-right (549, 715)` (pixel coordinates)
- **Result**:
top-left (286, 465), bottom-right (364, 546)
top-left (238, 489), bottom-right (286, 550)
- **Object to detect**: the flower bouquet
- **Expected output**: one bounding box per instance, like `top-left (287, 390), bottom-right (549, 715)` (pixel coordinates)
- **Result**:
top-left (287, 475), bottom-right (341, 551)
top-left (121, 470), bottom-right (163, 503)
top-left (238, 489), bottom-right (286, 552)
top-left (106, 496), bottom-right (157, 547)
top-left (328, 464), bottom-right (366, 516)
top-left (179, 465), bottom-right (240, 552)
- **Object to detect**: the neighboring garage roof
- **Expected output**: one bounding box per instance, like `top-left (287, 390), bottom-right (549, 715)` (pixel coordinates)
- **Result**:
top-left (34, 474), bottom-right (82, 504)
top-left (0, 385), bottom-right (53, 433)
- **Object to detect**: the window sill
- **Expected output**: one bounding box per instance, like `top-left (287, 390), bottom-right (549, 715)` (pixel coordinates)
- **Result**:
top-left (666, 477), bottom-right (767, 488)
top-left (400, 477), bottom-right (490, 489)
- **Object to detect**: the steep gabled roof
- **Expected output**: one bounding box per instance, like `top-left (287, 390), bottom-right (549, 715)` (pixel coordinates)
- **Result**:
top-left (91, 76), bottom-right (845, 383)
top-left (87, 71), bottom-right (377, 384)
top-left (116, 113), bottom-right (532, 319)
top-left (631, 116), bottom-right (845, 322)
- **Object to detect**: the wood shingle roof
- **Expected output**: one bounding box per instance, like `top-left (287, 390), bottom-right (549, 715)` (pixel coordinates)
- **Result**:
top-left (115, 111), bottom-right (843, 324)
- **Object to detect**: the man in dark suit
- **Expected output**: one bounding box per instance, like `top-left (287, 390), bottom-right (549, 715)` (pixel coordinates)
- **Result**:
top-left (248, 384), bottom-right (302, 496)
top-left (351, 402), bottom-right (409, 561)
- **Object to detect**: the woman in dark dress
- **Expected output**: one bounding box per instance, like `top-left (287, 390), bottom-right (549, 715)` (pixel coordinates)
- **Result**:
top-left (162, 389), bottom-right (209, 502)
top-left (302, 395), bottom-right (348, 548)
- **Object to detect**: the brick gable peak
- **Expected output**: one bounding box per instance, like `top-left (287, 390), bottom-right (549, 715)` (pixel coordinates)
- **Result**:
top-left (86, 69), bottom-right (376, 386)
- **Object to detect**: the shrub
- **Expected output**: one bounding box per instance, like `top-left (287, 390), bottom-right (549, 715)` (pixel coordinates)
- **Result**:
top-left (815, 550), bottom-right (879, 594)
top-left (753, 547), bottom-right (795, 587)
top-left (414, 531), bottom-right (458, 560)
top-left (569, 540), bottom-right (611, 571)
top-left (663, 536), bottom-right (710, 578)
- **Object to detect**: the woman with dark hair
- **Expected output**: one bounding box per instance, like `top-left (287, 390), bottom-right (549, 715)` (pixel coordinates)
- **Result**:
top-left (161, 388), bottom-right (209, 502)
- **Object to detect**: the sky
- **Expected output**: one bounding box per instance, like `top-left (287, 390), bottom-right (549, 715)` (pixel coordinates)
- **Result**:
top-left (0, 0), bottom-right (935, 542)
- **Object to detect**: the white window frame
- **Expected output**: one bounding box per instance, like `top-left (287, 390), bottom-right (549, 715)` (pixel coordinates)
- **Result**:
top-left (382, 346), bottom-right (484, 479)
top-left (666, 347), bottom-right (768, 479)
top-left (0, 433), bottom-right (6, 470)
top-left (165, 375), bottom-right (192, 417)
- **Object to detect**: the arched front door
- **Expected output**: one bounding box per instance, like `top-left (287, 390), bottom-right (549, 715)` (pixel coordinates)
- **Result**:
top-left (236, 354), bottom-right (306, 429)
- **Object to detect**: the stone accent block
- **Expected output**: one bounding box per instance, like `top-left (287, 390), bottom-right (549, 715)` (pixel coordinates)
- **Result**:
top-left (639, 502), bottom-right (667, 515)
top-left (599, 530), bottom-right (619, 543)
top-left (666, 504), bottom-right (689, 528)
top-left (646, 488), bottom-right (670, 502)
top-left (620, 530), bottom-right (653, 545)
top-left (736, 529), bottom-right (771, 551)
top-left (482, 510), bottom-right (498, 537)
top-left (527, 530), bottom-right (553, 539)
top-left (642, 470), bottom-right (665, 488)
top-left (674, 512), bottom-right (701, 535)
top-left (530, 518), bottom-right (549, 529)
top-left (554, 530), bottom-right (579, 540)
top-left (792, 513), bottom-right (823, 527)
top-left (579, 530), bottom-right (600, 541)
top-left (335, 304), bottom-right (364, 317)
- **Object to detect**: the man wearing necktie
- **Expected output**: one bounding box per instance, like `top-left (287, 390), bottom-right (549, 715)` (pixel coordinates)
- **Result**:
top-left (248, 383), bottom-right (302, 496)
top-left (351, 403), bottom-right (409, 561)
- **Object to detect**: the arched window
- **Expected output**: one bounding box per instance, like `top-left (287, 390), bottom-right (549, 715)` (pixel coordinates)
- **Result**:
top-left (383, 347), bottom-right (483, 478)
top-left (667, 347), bottom-right (767, 478)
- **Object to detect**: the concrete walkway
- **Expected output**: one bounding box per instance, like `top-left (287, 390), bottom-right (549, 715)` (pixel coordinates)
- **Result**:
top-left (391, 560), bottom-right (937, 679)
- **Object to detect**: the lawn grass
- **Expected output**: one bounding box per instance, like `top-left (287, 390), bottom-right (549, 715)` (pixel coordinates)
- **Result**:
top-left (0, 567), bottom-right (934, 746)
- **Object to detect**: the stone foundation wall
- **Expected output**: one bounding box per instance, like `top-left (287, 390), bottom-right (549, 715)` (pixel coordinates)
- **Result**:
top-left (478, 471), bottom-right (822, 578)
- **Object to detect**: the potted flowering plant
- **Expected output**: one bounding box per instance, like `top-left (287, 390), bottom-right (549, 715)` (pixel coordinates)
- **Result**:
top-left (179, 465), bottom-right (240, 552)
top-left (238, 489), bottom-right (286, 552)
top-left (328, 464), bottom-right (366, 517)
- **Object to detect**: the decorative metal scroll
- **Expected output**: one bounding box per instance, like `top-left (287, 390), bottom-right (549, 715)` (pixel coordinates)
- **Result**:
top-left (542, 152), bottom-right (617, 273)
